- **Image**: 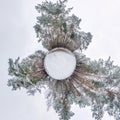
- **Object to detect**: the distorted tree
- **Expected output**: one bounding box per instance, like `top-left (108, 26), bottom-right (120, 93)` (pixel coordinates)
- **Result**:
top-left (8, 0), bottom-right (120, 120)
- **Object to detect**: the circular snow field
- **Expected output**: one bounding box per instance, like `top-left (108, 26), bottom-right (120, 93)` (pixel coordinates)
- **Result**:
top-left (44, 48), bottom-right (76, 80)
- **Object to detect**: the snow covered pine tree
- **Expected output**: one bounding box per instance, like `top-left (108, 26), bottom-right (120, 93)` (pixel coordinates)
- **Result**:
top-left (8, 0), bottom-right (120, 120)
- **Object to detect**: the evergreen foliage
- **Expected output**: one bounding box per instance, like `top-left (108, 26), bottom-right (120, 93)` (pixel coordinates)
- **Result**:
top-left (34, 0), bottom-right (92, 51)
top-left (8, 50), bottom-right (46, 94)
top-left (8, 0), bottom-right (120, 120)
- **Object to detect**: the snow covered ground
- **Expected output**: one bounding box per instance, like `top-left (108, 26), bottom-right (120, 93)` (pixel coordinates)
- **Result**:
top-left (44, 48), bottom-right (76, 80)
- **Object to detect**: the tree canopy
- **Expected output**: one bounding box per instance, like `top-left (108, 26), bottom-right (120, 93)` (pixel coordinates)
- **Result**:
top-left (8, 0), bottom-right (120, 120)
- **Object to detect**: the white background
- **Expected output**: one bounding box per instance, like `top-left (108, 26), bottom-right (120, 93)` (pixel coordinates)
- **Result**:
top-left (0, 0), bottom-right (120, 120)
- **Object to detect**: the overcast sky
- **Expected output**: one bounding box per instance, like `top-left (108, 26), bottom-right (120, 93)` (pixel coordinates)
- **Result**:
top-left (0, 0), bottom-right (120, 120)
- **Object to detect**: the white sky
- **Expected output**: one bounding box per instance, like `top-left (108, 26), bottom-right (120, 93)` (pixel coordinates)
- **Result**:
top-left (0, 0), bottom-right (120, 120)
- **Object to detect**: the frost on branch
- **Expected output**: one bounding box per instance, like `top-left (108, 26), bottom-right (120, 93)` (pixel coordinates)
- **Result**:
top-left (8, 50), bottom-right (120, 120)
top-left (8, 0), bottom-right (120, 120)
top-left (8, 51), bottom-right (47, 95)
top-left (34, 0), bottom-right (92, 51)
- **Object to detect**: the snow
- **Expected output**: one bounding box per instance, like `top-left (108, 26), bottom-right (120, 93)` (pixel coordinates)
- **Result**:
top-left (44, 48), bottom-right (76, 80)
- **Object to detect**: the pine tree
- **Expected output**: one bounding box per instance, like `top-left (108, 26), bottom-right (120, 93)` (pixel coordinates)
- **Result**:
top-left (8, 0), bottom-right (120, 120)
